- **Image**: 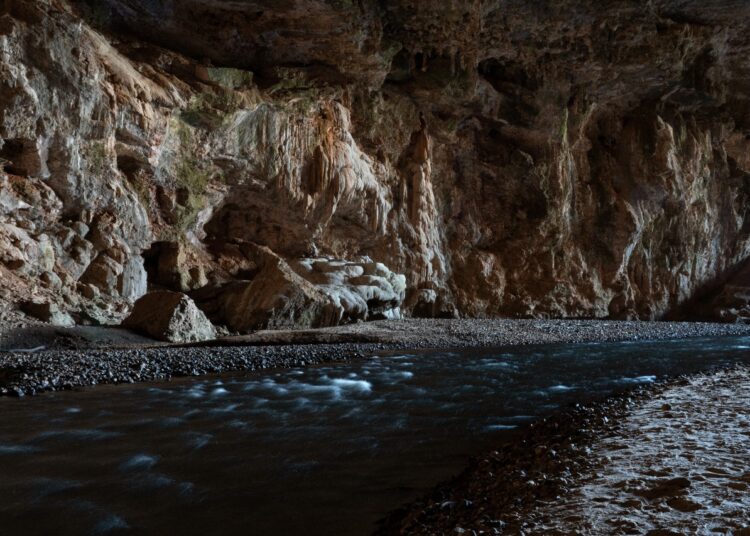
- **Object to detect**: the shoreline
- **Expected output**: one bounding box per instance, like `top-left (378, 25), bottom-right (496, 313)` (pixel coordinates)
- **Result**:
top-left (1, 319), bottom-right (750, 396)
top-left (377, 365), bottom-right (750, 535)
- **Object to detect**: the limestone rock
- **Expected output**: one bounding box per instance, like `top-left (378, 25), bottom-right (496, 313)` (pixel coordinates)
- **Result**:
top-left (118, 256), bottom-right (148, 302)
top-left (219, 246), bottom-right (340, 332)
top-left (3, 0), bottom-right (750, 324)
top-left (80, 255), bottom-right (123, 297)
top-left (200, 245), bottom-right (407, 332)
top-left (123, 291), bottom-right (216, 343)
top-left (21, 301), bottom-right (75, 327)
top-left (151, 241), bottom-right (207, 292)
top-left (409, 287), bottom-right (459, 320)
top-left (293, 257), bottom-right (407, 321)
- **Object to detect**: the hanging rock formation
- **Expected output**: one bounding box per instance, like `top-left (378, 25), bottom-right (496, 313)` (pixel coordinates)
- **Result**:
top-left (1, 0), bottom-right (750, 330)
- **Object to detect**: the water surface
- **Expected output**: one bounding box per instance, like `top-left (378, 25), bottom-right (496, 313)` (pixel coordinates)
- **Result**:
top-left (2, 336), bottom-right (750, 534)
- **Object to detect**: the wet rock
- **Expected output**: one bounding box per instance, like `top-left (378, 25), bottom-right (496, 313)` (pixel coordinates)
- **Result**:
top-left (123, 291), bottom-right (216, 343)
top-left (666, 497), bottom-right (702, 512)
top-left (637, 477), bottom-right (691, 500)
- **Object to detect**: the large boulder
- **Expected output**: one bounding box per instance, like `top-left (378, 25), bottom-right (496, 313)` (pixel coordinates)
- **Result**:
top-left (123, 291), bottom-right (216, 343)
top-left (199, 244), bottom-right (407, 332)
top-left (220, 246), bottom-right (340, 332)
top-left (292, 257), bottom-right (406, 321)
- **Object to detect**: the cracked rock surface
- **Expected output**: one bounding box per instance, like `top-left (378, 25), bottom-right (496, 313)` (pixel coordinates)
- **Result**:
top-left (2, 0), bottom-right (750, 328)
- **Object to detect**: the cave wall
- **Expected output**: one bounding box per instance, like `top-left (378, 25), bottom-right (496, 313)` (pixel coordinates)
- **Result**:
top-left (1, 0), bottom-right (750, 326)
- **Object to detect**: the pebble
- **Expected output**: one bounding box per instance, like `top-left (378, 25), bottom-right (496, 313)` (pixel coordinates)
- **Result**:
top-left (1, 319), bottom-right (750, 396)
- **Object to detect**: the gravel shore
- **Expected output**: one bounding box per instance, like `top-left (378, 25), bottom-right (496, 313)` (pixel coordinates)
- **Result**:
top-left (378, 366), bottom-right (750, 535)
top-left (2, 319), bottom-right (750, 396)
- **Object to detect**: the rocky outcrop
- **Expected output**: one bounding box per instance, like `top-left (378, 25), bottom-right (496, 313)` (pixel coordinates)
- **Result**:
top-left (2, 0), bottom-right (750, 326)
top-left (123, 291), bottom-right (215, 342)
top-left (21, 301), bottom-right (75, 327)
top-left (194, 244), bottom-right (406, 332)
top-left (699, 261), bottom-right (750, 323)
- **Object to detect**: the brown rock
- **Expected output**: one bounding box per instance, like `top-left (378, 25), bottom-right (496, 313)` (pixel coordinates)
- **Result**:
top-left (123, 291), bottom-right (216, 343)
top-left (220, 246), bottom-right (340, 332)
top-left (21, 301), bottom-right (75, 327)
top-left (3, 0), bottom-right (750, 323)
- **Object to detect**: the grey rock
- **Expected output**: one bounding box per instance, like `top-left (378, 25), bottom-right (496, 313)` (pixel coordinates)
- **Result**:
top-left (123, 291), bottom-right (216, 343)
top-left (80, 254), bottom-right (123, 296)
top-left (118, 256), bottom-right (148, 301)
top-left (21, 301), bottom-right (75, 327)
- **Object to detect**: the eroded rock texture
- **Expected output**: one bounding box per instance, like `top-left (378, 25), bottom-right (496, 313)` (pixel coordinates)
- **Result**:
top-left (1, 0), bottom-right (750, 329)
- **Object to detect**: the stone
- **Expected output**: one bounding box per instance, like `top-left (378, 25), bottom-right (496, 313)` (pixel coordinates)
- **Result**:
top-left (2, 0), bottom-right (750, 324)
top-left (409, 287), bottom-right (459, 319)
top-left (203, 245), bottom-right (408, 332)
top-left (57, 236), bottom-right (95, 281)
top-left (220, 246), bottom-right (340, 332)
top-left (294, 256), bottom-right (407, 322)
top-left (78, 282), bottom-right (100, 300)
top-left (123, 291), bottom-right (216, 343)
top-left (21, 301), bottom-right (75, 327)
top-left (153, 241), bottom-right (207, 292)
top-left (118, 256), bottom-right (148, 302)
top-left (80, 255), bottom-right (123, 296)
top-left (40, 271), bottom-right (63, 289)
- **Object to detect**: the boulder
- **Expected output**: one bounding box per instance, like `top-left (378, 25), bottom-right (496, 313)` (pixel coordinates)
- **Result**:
top-left (21, 301), bottom-right (75, 327)
top-left (200, 245), bottom-right (407, 332)
top-left (220, 246), bottom-right (340, 332)
top-left (123, 291), bottom-right (216, 342)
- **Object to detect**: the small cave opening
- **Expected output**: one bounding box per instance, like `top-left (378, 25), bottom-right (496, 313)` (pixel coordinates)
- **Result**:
top-left (0, 138), bottom-right (41, 176)
top-left (116, 154), bottom-right (142, 179)
top-left (141, 241), bottom-right (164, 291)
top-left (478, 58), bottom-right (538, 93)
top-left (386, 48), bottom-right (413, 83)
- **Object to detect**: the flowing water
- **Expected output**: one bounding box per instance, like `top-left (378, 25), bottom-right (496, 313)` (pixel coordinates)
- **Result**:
top-left (2, 336), bottom-right (750, 535)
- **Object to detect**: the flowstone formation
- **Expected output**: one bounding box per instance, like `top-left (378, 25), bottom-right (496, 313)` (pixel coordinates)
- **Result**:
top-left (2, 0), bottom-right (750, 333)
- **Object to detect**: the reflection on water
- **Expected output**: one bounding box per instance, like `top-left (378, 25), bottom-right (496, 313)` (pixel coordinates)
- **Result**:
top-left (1, 336), bottom-right (750, 535)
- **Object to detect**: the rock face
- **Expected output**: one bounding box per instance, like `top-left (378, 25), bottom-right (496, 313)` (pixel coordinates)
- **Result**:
top-left (21, 301), bottom-right (75, 327)
top-left (698, 260), bottom-right (750, 323)
top-left (2, 0), bottom-right (750, 325)
top-left (123, 291), bottom-right (215, 342)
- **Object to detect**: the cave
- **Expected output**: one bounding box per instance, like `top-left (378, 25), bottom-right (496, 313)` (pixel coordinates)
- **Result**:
top-left (0, 138), bottom-right (41, 176)
top-left (1, 1), bottom-right (750, 534)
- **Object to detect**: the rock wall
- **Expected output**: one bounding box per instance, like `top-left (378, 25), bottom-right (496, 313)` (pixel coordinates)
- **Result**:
top-left (2, 0), bottom-right (750, 328)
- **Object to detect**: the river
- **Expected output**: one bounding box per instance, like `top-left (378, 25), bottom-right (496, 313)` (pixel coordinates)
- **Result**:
top-left (2, 336), bottom-right (750, 534)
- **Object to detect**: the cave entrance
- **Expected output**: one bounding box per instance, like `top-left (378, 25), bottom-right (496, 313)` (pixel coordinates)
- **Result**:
top-left (0, 138), bottom-right (41, 176)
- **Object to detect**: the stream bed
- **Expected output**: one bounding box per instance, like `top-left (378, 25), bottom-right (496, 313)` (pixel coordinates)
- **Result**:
top-left (2, 336), bottom-right (750, 535)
